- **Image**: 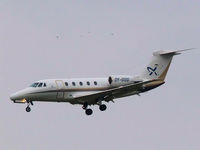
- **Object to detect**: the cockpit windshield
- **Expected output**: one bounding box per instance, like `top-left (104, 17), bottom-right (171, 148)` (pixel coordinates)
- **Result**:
top-left (30, 82), bottom-right (39, 87)
top-left (38, 83), bottom-right (43, 87)
top-left (30, 82), bottom-right (47, 88)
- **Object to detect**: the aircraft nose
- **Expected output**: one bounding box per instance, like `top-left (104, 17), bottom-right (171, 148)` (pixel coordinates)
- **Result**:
top-left (10, 90), bottom-right (26, 101)
top-left (10, 92), bottom-right (21, 100)
top-left (10, 94), bottom-right (15, 100)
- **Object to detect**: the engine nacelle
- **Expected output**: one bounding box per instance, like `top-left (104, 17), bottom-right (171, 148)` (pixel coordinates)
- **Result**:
top-left (108, 75), bottom-right (133, 87)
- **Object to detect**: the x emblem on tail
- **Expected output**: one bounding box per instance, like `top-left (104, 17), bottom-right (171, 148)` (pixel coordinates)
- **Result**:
top-left (147, 65), bottom-right (158, 76)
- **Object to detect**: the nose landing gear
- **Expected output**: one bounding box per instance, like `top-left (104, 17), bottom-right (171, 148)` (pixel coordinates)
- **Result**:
top-left (25, 101), bottom-right (33, 112)
top-left (26, 106), bottom-right (31, 112)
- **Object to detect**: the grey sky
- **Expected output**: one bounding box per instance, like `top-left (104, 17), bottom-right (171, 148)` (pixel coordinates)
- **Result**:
top-left (0, 1), bottom-right (200, 150)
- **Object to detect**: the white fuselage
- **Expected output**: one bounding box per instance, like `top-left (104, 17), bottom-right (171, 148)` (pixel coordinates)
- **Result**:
top-left (10, 76), bottom-right (138, 104)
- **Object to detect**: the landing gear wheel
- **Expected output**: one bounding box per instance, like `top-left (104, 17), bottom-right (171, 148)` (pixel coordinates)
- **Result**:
top-left (85, 108), bottom-right (93, 116)
top-left (99, 104), bottom-right (107, 111)
top-left (26, 106), bottom-right (31, 112)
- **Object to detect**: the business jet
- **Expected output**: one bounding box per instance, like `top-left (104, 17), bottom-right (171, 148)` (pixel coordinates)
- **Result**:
top-left (10, 49), bottom-right (192, 115)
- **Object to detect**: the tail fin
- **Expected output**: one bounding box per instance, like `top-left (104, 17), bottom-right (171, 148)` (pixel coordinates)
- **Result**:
top-left (140, 48), bottom-right (194, 81)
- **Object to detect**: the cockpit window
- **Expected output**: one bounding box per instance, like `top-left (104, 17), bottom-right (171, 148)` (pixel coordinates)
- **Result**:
top-left (30, 82), bottom-right (39, 87)
top-left (38, 83), bottom-right (43, 87)
top-left (30, 82), bottom-right (47, 88)
top-left (43, 83), bottom-right (47, 87)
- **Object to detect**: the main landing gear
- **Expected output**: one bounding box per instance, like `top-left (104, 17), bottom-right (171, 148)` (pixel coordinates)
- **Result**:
top-left (25, 101), bottom-right (33, 112)
top-left (99, 104), bottom-right (107, 111)
top-left (82, 103), bottom-right (107, 116)
top-left (82, 103), bottom-right (93, 116)
top-left (85, 108), bottom-right (93, 115)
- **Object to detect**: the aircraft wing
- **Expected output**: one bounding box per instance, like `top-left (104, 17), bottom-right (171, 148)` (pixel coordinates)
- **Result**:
top-left (73, 79), bottom-right (154, 105)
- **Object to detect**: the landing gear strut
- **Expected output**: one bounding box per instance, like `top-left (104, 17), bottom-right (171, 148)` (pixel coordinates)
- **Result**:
top-left (82, 102), bottom-right (88, 110)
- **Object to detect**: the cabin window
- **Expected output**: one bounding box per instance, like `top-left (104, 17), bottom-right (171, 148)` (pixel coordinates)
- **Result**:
top-left (65, 82), bottom-right (68, 86)
top-left (94, 81), bottom-right (97, 85)
top-left (38, 83), bottom-right (43, 87)
top-left (72, 82), bottom-right (76, 86)
top-left (79, 82), bottom-right (83, 86)
top-left (87, 81), bottom-right (90, 86)
top-left (44, 83), bottom-right (47, 87)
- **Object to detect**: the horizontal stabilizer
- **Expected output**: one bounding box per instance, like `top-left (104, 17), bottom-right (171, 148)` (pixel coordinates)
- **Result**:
top-left (153, 48), bottom-right (195, 56)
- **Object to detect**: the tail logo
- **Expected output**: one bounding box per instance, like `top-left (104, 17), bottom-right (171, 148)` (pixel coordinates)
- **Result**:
top-left (147, 64), bottom-right (158, 76)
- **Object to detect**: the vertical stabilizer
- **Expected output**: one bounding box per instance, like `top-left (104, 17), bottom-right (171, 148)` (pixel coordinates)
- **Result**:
top-left (140, 49), bottom-right (194, 81)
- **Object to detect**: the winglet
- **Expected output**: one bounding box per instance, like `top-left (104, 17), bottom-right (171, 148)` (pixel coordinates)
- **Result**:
top-left (153, 48), bottom-right (195, 56)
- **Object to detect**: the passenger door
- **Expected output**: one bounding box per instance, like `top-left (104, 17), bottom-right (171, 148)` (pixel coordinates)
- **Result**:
top-left (55, 80), bottom-right (64, 99)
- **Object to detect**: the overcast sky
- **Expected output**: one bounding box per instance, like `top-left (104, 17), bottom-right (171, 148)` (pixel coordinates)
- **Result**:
top-left (0, 1), bottom-right (200, 150)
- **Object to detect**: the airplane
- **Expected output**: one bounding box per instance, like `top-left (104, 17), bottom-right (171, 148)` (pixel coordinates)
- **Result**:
top-left (10, 49), bottom-right (192, 115)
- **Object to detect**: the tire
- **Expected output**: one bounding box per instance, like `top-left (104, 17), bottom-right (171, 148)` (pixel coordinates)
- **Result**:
top-left (85, 109), bottom-right (93, 115)
top-left (99, 104), bottom-right (107, 111)
top-left (26, 106), bottom-right (31, 112)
